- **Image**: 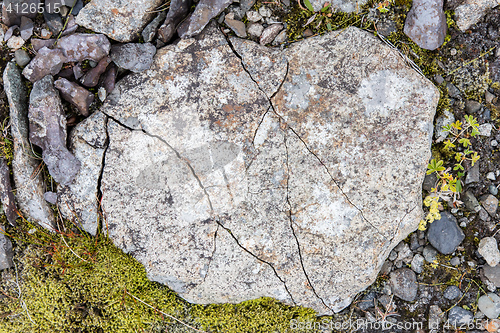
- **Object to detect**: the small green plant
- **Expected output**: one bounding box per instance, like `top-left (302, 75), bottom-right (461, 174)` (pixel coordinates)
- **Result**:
top-left (419, 115), bottom-right (481, 230)
top-left (376, 0), bottom-right (393, 13)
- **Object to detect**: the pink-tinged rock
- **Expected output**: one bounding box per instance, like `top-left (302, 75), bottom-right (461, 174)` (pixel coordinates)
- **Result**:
top-left (81, 56), bottom-right (111, 87)
top-left (55, 33), bottom-right (110, 62)
top-left (22, 47), bottom-right (66, 82)
top-left (54, 78), bottom-right (94, 116)
top-left (102, 63), bottom-right (117, 94)
top-left (110, 43), bottom-right (156, 73)
top-left (403, 0), bottom-right (447, 50)
top-left (0, 158), bottom-right (18, 226)
top-left (31, 38), bottom-right (55, 51)
top-left (158, 0), bottom-right (192, 43)
top-left (29, 75), bottom-right (81, 185)
top-left (260, 23), bottom-right (283, 45)
top-left (177, 0), bottom-right (232, 38)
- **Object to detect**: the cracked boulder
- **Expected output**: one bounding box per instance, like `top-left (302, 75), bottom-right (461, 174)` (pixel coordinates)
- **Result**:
top-left (73, 25), bottom-right (438, 314)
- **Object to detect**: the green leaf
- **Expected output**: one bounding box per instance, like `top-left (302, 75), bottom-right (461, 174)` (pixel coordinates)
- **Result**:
top-left (427, 159), bottom-right (445, 174)
top-left (455, 180), bottom-right (462, 192)
top-left (326, 23), bottom-right (332, 31)
top-left (320, 3), bottom-right (331, 12)
top-left (303, 0), bottom-right (315, 12)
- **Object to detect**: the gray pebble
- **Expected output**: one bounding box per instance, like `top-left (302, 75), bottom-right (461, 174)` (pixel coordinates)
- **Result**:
top-left (465, 163), bottom-right (480, 184)
top-left (258, 6), bottom-right (272, 17)
top-left (44, 191), bottom-right (58, 204)
top-left (488, 184), bottom-right (498, 195)
top-left (450, 256), bottom-right (461, 266)
top-left (14, 49), bottom-right (31, 67)
top-left (246, 10), bottom-right (262, 22)
top-left (247, 23), bottom-right (264, 38)
top-left (423, 245), bottom-right (438, 263)
top-left (465, 100), bottom-right (482, 114)
top-left (447, 306), bottom-right (473, 327)
top-left (411, 254), bottom-right (424, 274)
top-left (486, 172), bottom-right (496, 181)
top-left (443, 285), bottom-right (462, 300)
top-left (427, 211), bottom-right (465, 255)
top-left (491, 139), bottom-right (498, 147)
top-left (390, 268), bottom-right (418, 301)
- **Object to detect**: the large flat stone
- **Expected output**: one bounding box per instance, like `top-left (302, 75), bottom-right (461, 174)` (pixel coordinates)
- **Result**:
top-left (77, 25), bottom-right (438, 314)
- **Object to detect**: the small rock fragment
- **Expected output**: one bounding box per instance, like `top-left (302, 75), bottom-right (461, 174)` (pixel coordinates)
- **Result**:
top-left (44, 191), bottom-right (58, 204)
top-left (29, 75), bottom-right (81, 185)
top-left (54, 78), bottom-right (95, 116)
top-left (484, 264), bottom-right (500, 288)
top-left (20, 16), bottom-right (34, 40)
top-left (22, 47), bottom-right (66, 82)
top-left (110, 43), bottom-right (156, 73)
top-left (98, 87), bottom-right (106, 102)
top-left (31, 38), bottom-right (55, 51)
top-left (434, 110), bottom-right (454, 142)
top-left (481, 194), bottom-right (498, 216)
top-left (260, 23), bottom-right (283, 45)
top-left (272, 29), bottom-right (287, 45)
top-left (157, 0), bottom-right (192, 43)
top-left (423, 245), bottom-right (438, 263)
top-left (247, 23), bottom-right (264, 38)
top-left (427, 211), bottom-right (465, 255)
top-left (14, 49), bottom-right (31, 67)
top-left (455, 0), bottom-right (499, 31)
top-left (410, 254), bottom-right (424, 274)
top-left (0, 158), bottom-right (18, 226)
top-left (477, 293), bottom-right (500, 319)
top-left (246, 10), bottom-right (262, 22)
top-left (142, 10), bottom-right (167, 42)
top-left (4, 25), bottom-right (18, 42)
top-left (479, 123), bottom-right (493, 137)
top-left (258, 6), bottom-right (272, 17)
top-left (60, 15), bottom-right (79, 36)
top-left (465, 100), bottom-right (482, 114)
top-left (41, 28), bottom-right (52, 39)
top-left (55, 33), bottom-right (111, 62)
top-left (489, 184), bottom-right (498, 196)
top-left (7, 36), bottom-right (24, 50)
top-left (443, 286), bottom-right (462, 300)
top-left (465, 163), bottom-right (480, 184)
top-left (0, 233), bottom-right (13, 271)
top-left (447, 306), bottom-right (474, 327)
top-left (389, 268), bottom-right (418, 301)
top-left (486, 172), bottom-right (496, 181)
top-left (81, 56), bottom-right (111, 87)
top-left (403, 0), bottom-right (447, 50)
top-left (225, 18), bottom-right (246, 38)
top-left (478, 237), bottom-right (500, 267)
top-left (102, 63), bottom-right (117, 94)
top-left (428, 305), bottom-right (444, 330)
top-left (44, 11), bottom-right (64, 35)
top-left (177, 0), bottom-right (232, 39)
top-left (3, 62), bottom-right (56, 231)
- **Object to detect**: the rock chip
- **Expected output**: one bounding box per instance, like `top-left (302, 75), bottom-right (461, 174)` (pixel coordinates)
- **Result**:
top-left (247, 23), bottom-right (264, 38)
top-left (481, 194), bottom-right (499, 216)
top-left (478, 237), bottom-right (500, 267)
top-left (427, 212), bottom-right (465, 254)
top-left (55, 33), bottom-right (110, 62)
top-left (54, 78), bottom-right (95, 116)
top-left (455, 0), bottom-right (500, 31)
top-left (260, 23), bottom-right (283, 45)
top-left (79, 25), bottom-right (438, 314)
top-left (428, 305), bottom-right (444, 330)
top-left (423, 245), bottom-right (438, 262)
top-left (29, 75), bottom-right (81, 185)
top-left (75, 0), bottom-right (163, 42)
top-left (225, 18), bottom-right (246, 38)
top-left (58, 112), bottom-right (107, 235)
top-left (411, 253), bottom-right (424, 274)
top-left (110, 43), bottom-right (156, 73)
top-left (465, 100), bottom-right (482, 114)
top-left (14, 49), bottom-right (30, 67)
top-left (44, 11), bottom-right (63, 34)
top-left (31, 38), bottom-right (55, 51)
top-left (3, 62), bottom-right (56, 231)
top-left (390, 268), bottom-right (418, 301)
top-left (0, 234), bottom-right (13, 271)
top-left (484, 264), bottom-right (500, 288)
top-left (20, 16), bottom-right (33, 40)
top-left (308, 0), bottom-right (364, 12)
top-left (22, 47), bottom-right (66, 82)
top-left (81, 56), bottom-right (111, 87)
top-left (463, 190), bottom-right (481, 211)
top-left (158, 0), bottom-right (192, 43)
top-left (447, 306), bottom-right (474, 327)
top-left (142, 10), bottom-right (167, 43)
top-left (102, 63), bottom-right (117, 94)
top-left (477, 293), bottom-right (500, 319)
top-left (403, 0), bottom-right (447, 50)
top-left (479, 123), bottom-right (493, 137)
top-left (246, 10), bottom-right (262, 22)
top-left (177, 0), bottom-right (232, 38)
top-left (434, 110), bottom-right (454, 142)
top-left (0, 158), bottom-right (17, 226)
top-left (44, 192), bottom-right (58, 205)
top-left (443, 285), bottom-right (462, 300)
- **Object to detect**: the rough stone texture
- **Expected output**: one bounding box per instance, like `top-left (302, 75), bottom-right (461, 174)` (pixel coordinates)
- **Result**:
top-left (390, 268), bottom-right (418, 301)
top-left (427, 211), bottom-right (465, 254)
top-left (484, 264), bottom-right (500, 287)
top-left (403, 0), bottom-right (447, 50)
top-left (455, 0), bottom-right (500, 32)
top-left (309, 0), bottom-right (368, 12)
top-left (447, 306), bottom-right (474, 327)
top-left (29, 75), bottom-right (81, 186)
top-left (225, 18), bottom-right (247, 38)
top-left (0, 158), bottom-right (17, 226)
top-left (177, 0), bottom-right (233, 38)
top-left (54, 78), bottom-right (95, 116)
top-left (58, 112), bottom-right (107, 236)
top-left (3, 62), bottom-right (56, 231)
top-left (142, 10), bottom-right (167, 43)
top-left (158, 0), bottom-right (192, 43)
top-left (76, 26), bottom-right (437, 314)
top-left (14, 49), bottom-right (31, 67)
top-left (110, 43), bottom-right (156, 73)
top-left (443, 285), bottom-right (462, 300)
top-left (482, 195), bottom-right (499, 216)
top-left (55, 33), bottom-right (110, 62)
top-left (22, 47), bottom-right (66, 83)
top-left (260, 24), bottom-right (283, 45)
top-left (20, 16), bottom-right (34, 41)
top-left (478, 237), bottom-right (500, 267)
top-left (0, 233), bottom-right (13, 271)
top-left (81, 56), bottom-right (111, 88)
top-left (75, 0), bottom-right (164, 42)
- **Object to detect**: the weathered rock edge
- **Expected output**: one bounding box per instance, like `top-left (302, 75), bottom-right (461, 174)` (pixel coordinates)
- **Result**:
top-left (68, 25), bottom-right (439, 314)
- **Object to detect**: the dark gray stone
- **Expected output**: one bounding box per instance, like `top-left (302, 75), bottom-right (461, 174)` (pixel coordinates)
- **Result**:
top-left (102, 63), bottom-right (117, 94)
top-left (0, 158), bottom-right (17, 226)
top-left (158, 0), bottom-right (192, 43)
top-left (484, 264), bottom-right (500, 288)
top-left (110, 43), bottom-right (156, 73)
top-left (423, 245), bottom-right (438, 262)
top-left (358, 292), bottom-right (376, 310)
top-left (0, 233), bottom-right (13, 271)
top-left (390, 268), bottom-right (418, 301)
top-left (54, 78), bottom-right (94, 116)
top-left (43, 10), bottom-right (64, 35)
top-left (427, 212), bottom-right (465, 255)
top-left (443, 285), bottom-right (463, 300)
top-left (22, 47), bottom-right (66, 82)
top-left (462, 190), bottom-right (481, 212)
top-left (403, 0), bottom-right (447, 50)
top-left (447, 306), bottom-right (473, 327)
top-left (422, 172), bottom-right (438, 192)
top-left (481, 194), bottom-right (498, 216)
top-left (465, 100), bottom-right (482, 114)
top-left (142, 10), bottom-right (167, 43)
top-left (29, 75), bottom-right (81, 185)
top-left (14, 49), bottom-right (31, 67)
top-left (410, 253), bottom-right (424, 274)
top-left (81, 56), bottom-right (111, 87)
top-left (177, 0), bottom-right (232, 39)
top-left (489, 184), bottom-right (498, 196)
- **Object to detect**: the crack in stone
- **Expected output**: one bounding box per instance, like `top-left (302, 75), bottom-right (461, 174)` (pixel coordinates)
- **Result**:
top-left (201, 223), bottom-right (218, 284)
top-left (386, 205), bottom-right (418, 246)
top-left (96, 115), bottom-right (110, 233)
top-left (103, 112), bottom-right (295, 302)
top-left (283, 128), bottom-right (333, 313)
